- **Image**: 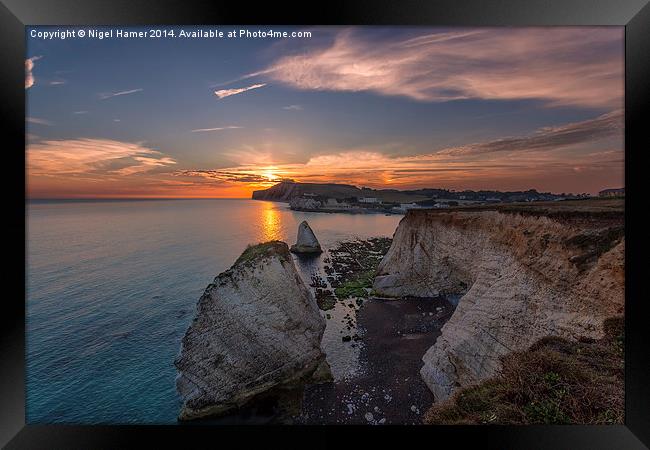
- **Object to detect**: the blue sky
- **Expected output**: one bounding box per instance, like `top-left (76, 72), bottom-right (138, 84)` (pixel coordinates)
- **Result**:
top-left (26, 26), bottom-right (624, 198)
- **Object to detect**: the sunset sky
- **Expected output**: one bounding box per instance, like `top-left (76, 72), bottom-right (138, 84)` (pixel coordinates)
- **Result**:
top-left (26, 26), bottom-right (624, 198)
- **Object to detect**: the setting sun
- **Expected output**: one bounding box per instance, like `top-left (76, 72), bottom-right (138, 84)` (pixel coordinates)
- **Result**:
top-left (262, 168), bottom-right (279, 182)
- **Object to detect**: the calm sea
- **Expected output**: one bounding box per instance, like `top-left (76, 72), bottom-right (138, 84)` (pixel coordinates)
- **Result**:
top-left (26, 199), bottom-right (402, 424)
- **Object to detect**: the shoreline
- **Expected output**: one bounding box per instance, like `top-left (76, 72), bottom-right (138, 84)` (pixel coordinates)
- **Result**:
top-left (293, 237), bottom-right (458, 424)
top-left (298, 295), bottom-right (455, 424)
top-left (288, 206), bottom-right (402, 215)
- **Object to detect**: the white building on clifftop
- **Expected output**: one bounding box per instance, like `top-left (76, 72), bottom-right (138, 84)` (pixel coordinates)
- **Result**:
top-left (598, 188), bottom-right (624, 198)
top-left (359, 197), bottom-right (381, 204)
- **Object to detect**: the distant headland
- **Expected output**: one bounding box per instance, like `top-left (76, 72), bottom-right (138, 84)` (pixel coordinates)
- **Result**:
top-left (251, 181), bottom-right (621, 214)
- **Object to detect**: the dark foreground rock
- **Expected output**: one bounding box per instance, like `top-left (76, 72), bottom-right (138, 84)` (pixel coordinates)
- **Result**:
top-left (175, 241), bottom-right (330, 421)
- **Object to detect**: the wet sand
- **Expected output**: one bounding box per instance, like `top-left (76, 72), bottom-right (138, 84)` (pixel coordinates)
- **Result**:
top-left (297, 296), bottom-right (455, 424)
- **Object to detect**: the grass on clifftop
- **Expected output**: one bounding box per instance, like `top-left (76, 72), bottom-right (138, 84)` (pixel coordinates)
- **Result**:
top-left (424, 317), bottom-right (624, 425)
top-left (235, 241), bottom-right (289, 266)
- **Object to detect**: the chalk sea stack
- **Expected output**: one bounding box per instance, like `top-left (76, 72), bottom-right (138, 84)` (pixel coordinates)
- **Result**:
top-left (290, 221), bottom-right (323, 254)
top-left (174, 240), bottom-right (329, 421)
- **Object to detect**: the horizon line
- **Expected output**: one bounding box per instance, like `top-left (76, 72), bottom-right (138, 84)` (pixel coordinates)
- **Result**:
top-left (25, 182), bottom-right (625, 202)
top-left (27, 197), bottom-right (253, 202)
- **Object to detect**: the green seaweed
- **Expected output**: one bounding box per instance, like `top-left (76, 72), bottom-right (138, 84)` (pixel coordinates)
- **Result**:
top-left (334, 270), bottom-right (375, 299)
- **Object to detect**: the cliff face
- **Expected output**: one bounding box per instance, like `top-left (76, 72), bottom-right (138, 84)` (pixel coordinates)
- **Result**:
top-left (252, 182), bottom-right (301, 201)
top-left (252, 181), bottom-right (426, 203)
top-left (175, 241), bottom-right (328, 420)
top-left (252, 181), bottom-right (365, 202)
top-left (373, 202), bottom-right (624, 402)
top-left (289, 196), bottom-right (322, 210)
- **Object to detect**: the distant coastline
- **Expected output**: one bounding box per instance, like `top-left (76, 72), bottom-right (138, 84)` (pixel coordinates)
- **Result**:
top-left (251, 181), bottom-right (619, 215)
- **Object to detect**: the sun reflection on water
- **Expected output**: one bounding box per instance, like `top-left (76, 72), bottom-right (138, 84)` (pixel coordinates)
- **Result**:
top-left (260, 203), bottom-right (283, 242)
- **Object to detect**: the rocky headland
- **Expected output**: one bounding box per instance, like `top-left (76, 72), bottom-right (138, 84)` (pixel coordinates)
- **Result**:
top-left (174, 241), bottom-right (329, 421)
top-left (174, 198), bottom-right (624, 425)
top-left (252, 181), bottom-right (369, 202)
top-left (373, 199), bottom-right (624, 403)
top-left (252, 181), bottom-right (574, 205)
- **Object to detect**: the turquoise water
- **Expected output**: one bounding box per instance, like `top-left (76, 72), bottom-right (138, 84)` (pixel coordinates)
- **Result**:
top-left (26, 199), bottom-right (402, 424)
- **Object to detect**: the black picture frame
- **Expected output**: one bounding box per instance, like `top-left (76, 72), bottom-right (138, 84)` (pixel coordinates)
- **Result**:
top-left (2, 0), bottom-right (649, 448)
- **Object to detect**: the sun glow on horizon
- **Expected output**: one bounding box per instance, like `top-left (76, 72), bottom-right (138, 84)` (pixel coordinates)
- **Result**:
top-left (262, 167), bottom-right (279, 182)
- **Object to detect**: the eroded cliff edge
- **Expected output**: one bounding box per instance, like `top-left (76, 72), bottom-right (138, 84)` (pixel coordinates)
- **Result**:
top-left (373, 200), bottom-right (624, 402)
top-left (175, 241), bottom-right (328, 420)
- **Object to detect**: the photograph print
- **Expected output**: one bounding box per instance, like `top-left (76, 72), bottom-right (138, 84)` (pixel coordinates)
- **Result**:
top-left (26, 25), bottom-right (625, 425)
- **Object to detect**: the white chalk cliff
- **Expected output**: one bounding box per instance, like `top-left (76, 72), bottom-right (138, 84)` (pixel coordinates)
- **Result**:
top-left (290, 221), bottom-right (323, 254)
top-left (175, 241), bottom-right (328, 420)
top-left (373, 206), bottom-right (624, 402)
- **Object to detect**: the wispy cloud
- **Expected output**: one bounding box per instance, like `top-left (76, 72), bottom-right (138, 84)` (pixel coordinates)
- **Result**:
top-left (173, 170), bottom-right (293, 184)
top-left (26, 117), bottom-right (53, 126)
top-left (214, 83), bottom-right (266, 99)
top-left (99, 88), bottom-right (143, 100)
top-left (282, 104), bottom-right (303, 111)
top-left (440, 109), bottom-right (623, 156)
top-left (258, 28), bottom-right (623, 108)
top-left (25, 56), bottom-right (42, 89)
top-left (49, 80), bottom-right (66, 86)
top-left (175, 110), bottom-right (623, 194)
top-left (209, 70), bottom-right (274, 88)
top-left (28, 138), bottom-right (176, 177)
top-left (191, 125), bottom-right (243, 133)
top-left (73, 111), bottom-right (89, 115)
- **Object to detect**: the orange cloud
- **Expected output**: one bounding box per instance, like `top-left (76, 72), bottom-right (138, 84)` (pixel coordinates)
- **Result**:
top-left (25, 56), bottom-right (42, 89)
top-left (175, 146), bottom-right (622, 195)
top-left (27, 111), bottom-right (623, 198)
top-left (28, 138), bottom-right (176, 178)
top-left (175, 110), bottom-right (623, 195)
top-left (26, 138), bottom-right (262, 198)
